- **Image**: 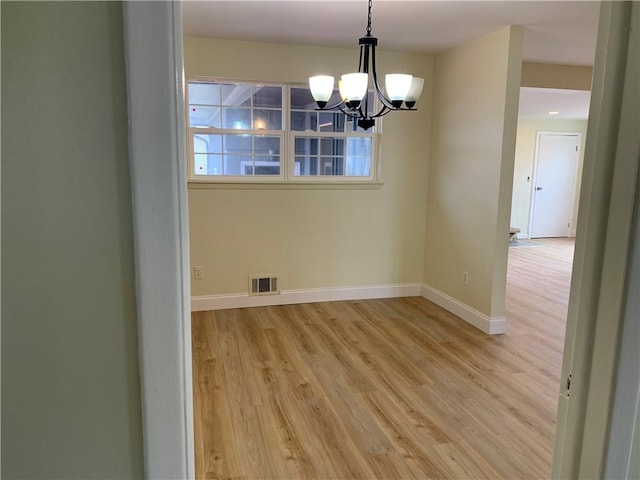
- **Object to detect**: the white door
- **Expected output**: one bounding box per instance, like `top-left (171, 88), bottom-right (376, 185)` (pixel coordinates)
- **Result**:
top-left (530, 133), bottom-right (580, 238)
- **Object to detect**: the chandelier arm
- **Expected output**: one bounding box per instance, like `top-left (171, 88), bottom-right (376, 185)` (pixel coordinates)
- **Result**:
top-left (317, 99), bottom-right (348, 111)
top-left (369, 43), bottom-right (396, 109)
top-left (336, 104), bottom-right (361, 119)
top-left (371, 105), bottom-right (393, 118)
top-left (373, 104), bottom-right (418, 116)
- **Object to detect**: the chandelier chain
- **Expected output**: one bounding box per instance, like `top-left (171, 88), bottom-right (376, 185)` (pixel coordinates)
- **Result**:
top-left (366, 0), bottom-right (373, 35)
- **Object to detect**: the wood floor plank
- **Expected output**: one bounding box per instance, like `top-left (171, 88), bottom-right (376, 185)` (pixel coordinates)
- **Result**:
top-left (307, 353), bottom-right (395, 456)
top-left (360, 390), bottom-right (454, 479)
top-left (366, 452), bottom-right (419, 480)
top-left (192, 238), bottom-right (574, 479)
top-left (253, 367), bottom-right (319, 480)
top-left (192, 311), bottom-right (245, 480)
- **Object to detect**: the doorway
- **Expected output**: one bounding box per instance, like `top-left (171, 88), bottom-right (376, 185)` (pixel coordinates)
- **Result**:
top-left (122, 2), bottom-right (639, 477)
top-left (530, 132), bottom-right (581, 238)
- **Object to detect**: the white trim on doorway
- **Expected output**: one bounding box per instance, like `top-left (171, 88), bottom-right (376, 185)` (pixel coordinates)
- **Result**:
top-left (123, 3), bottom-right (194, 479)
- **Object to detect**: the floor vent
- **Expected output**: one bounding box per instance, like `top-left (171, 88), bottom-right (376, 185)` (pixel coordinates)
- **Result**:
top-left (249, 275), bottom-right (279, 296)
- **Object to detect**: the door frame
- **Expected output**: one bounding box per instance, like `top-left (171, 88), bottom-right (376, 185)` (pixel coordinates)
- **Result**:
top-left (122, 2), bottom-right (639, 479)
top-left (529, 131), bottom-right (581, 239)
top-left (122, 3), bottom-right (194, 478)
top-left (551, 2), bottom-right (639, 477)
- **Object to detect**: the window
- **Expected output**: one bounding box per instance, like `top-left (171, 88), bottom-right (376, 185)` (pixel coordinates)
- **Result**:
top-left (290, 87), bottom-right (375, 179)
top-left (187, 79), bottom-right (377, 183)
top-left (189, 81), bottom-right (284, 178)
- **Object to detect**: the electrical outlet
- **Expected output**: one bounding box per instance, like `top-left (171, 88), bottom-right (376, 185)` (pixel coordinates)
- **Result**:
top-left (463, 271), bottom-right (469, 286)
top-left (194, 266), bottom-right (204, 280)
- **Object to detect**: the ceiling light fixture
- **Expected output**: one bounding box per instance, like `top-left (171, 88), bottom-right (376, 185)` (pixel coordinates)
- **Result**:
top-left (308, 0), bottom-right (424, 130)
top-left (548, 111), bottom-right (560, 115)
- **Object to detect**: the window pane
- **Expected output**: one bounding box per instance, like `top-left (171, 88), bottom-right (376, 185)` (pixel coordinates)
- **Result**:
top-left (346, 137), bottom-right (371, 156)
top-left (223, 134), bottom-right (252, 154)
top-left (225, 155), bottom-right (252, 175)
top-left (222, 108), bottom-right (252, 129)
top-left (189, 106), bottom-right (221, 128)
top-left (320, 138), bottom-right (345, 156)
top-left (291, 111), bottom-right (317, 132)
top-left (222, 84), bottom-right (251, 106)
top-left (346, 137), bottom-right (372, 176)
top-left (255, 136), bottom-right (280, 155)
top-left (253, 86), bottom-right (282, 108)
top-left (254, 109), bottom-right (282, 130)
top-left (319, 112), bottom-right (345, 132)
top-left (294, 135), bottom-right (369, 177)
top-left (295, 137), bottom-right (318, 155)
top-left (345, 116), bottom-right (360, 133)
top-left (327, 90), bottom-right (344, 106)
top-left (290, 87), bottom-right (317, 110)
top-left (320, 157), bottom-right (344, 176)
top-left (345, 156), bottom-right (371, 176)
top-left (194, 154), bottom-right (223, 176)
top-left (295, 156), bottom-right (318, 176)
top-left (193, 134), bottom-right (222, 153)
top-left (254, 156), bottom-right (280, 175)
top-left (188, 83), bottom-right (220, 106)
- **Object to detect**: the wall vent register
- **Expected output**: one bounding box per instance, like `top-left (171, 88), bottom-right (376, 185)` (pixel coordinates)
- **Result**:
top-left (249, 275), bottom-right (279, 296)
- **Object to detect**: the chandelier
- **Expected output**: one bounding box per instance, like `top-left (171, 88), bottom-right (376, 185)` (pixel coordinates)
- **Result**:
top-left (308, 0), bottom-right (424, 130)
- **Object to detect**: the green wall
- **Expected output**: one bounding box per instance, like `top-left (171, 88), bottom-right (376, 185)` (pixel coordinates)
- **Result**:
top-left (1, 2), bottom-right (144, 478)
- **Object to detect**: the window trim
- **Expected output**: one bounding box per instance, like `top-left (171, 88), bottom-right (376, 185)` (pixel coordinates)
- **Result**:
top-left (186, 76), bottom-right (381, 185)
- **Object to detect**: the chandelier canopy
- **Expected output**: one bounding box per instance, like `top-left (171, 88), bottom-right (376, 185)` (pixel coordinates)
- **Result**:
top-left (308, 0), bottom-right (424, 130)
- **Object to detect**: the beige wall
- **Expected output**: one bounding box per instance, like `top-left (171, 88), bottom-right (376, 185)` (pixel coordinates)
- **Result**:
top-left (185, 36), bottom-right (433, 296)
top-left (423, 27), bottom-right (523, 318)
top-left (522, 62), bottom-right (593, 90)
top-left (1, 2), bottom-right (143, 478)
top-left (511, 118), bottom-right (588, 237)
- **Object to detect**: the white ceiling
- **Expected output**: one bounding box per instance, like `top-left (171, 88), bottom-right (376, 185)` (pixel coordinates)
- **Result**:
top-left (519, 87), bottom-right (591, 119)
top-left (182, 0), bottom-right (600, 66)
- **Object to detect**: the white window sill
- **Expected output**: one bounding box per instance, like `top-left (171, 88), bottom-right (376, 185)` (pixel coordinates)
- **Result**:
top-left (187, 180), bottom-right (384, 190)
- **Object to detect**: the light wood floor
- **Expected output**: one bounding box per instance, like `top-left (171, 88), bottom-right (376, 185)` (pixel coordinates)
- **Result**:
top-left (192, 238), bottom-right (575, 479)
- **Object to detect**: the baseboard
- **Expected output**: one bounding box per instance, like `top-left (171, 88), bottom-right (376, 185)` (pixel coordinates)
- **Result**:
top-left (191, 283), bottom-right (423, 312)
top-left (192, 282), bottom-right (505, 335)
top-left (517, 232), bottom-right (530, 239)
top-left (569, 229), bottom-right (577, 237)
top-left (421, 284), bottom-right (506, 335)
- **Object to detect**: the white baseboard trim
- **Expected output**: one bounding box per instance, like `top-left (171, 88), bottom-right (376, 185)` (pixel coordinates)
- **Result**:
top-left (569, 229), bottom-right (577, 237)
top-left (517, 232), bottom-right (530, 239)
top-left (421, 284), bottom-right (506, 335)
top-left (191, 283), bottom-right (423, 312)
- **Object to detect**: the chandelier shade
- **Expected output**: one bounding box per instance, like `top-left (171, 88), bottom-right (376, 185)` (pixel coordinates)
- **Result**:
top-left (308, 0), bottom-right (424, 130)
top-left (385, 74), bottom-right (413, 106)
top-left (339, 73), bottom-right (368, 105)
top-left (308, 75), bottom-right (335, 108)
top-left (404, 77), bottom-right (425, 108)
